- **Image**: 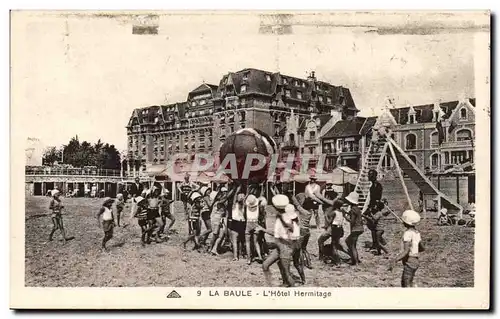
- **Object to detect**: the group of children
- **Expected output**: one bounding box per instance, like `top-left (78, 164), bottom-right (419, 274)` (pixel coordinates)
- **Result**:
top-left (47, 172), bottom-right (425, 288)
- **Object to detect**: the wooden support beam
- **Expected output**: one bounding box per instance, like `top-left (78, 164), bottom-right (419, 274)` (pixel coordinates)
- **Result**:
top-left (388, 142), bottom-right (414, 211)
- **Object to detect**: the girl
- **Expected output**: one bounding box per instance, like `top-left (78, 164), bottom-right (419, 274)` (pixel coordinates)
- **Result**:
top-left (330, 199), bottom-right (346, 267)
top-left (133, 196), bottom-right (149, 246)
top-left (48, 189), bottom-right (67, 244)
top-left (388, 210), bottom-right (425, 287)
top-left (259, 196), bottom-right (304, 287)
top-left (96, 198), bottom-right (115, 251)
top-left (342, 192), bottom-right (364, 265)
top-left (115, 193), bottom-right (125, 227)
top-left (199, 186), bottom-right (214, 248)
top-left (182, 192), bottom-right (203, 251)
top-left (159, 190), bottom-right (175, 238)
top-left (229, 189), bottom-right (246, 261)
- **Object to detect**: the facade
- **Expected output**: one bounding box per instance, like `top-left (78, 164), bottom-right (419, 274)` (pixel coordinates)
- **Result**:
top-left (26, 137), bottom-right (44, 167)
top-left (320, 116), bottom-right (377, 171)
top-left (385, 98), bottom-right (475, 173)
top-left (126, 69), bottom-right (358, 177)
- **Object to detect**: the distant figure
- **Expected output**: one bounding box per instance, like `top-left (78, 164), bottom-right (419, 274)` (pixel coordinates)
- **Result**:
top-left (127, 177), bottom-right (144, 225)
top-left (96, 198), bottom-right (115, 251)
top-left (304, 175), bottom-right (322, 228)
top-left (48, 190), bottom-right (67, 244)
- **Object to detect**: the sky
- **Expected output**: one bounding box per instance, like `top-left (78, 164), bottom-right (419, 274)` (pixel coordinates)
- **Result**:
top-left (12, 11), bottom-right (488, 151)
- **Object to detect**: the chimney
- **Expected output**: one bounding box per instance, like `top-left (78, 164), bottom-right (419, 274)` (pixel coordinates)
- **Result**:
top-left (307, 71), bottom-right (316, 82)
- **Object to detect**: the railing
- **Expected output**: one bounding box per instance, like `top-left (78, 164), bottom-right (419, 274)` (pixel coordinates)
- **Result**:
top-left (26, 167), bottom-right (122, 177)
top-left (441, 140), bottom-right (473, 148)
top-left (304, 138), bottom-right (317, 144)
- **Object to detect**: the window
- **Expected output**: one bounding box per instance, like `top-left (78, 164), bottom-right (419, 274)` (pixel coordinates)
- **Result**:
top-left (456, 129), bottom-right (472, 141)
top-left (336, 139), bottom-right (344, 151)
top-left (265, 74), bottom-right (271, 81)
top-left (297, 91), bottom-right (302, 99)
top-left (240, 85), bottom-right (247, 93)
top-left (283, 78), bottom-right (288, 84)
top-left (191, 101), bottom-right (196, 107)
top-left (285, 89), bottom-right (291, 97)
top-left (200, 99), bottom-right (206, 105)
top-left (315, 84), bottom-right (320, 90)
top-left (302, 82), bottom-right (306, 88)
top-left (405, 134), bottom-right (416, 150)
top-left (431, 153), bottom-right (440, 168)
top-left (430, 131), bottom-right (439, 147)
top-left (408, 114), bottom-right (415, 124)
top-left (460, 108), bottom-right (467, 120)
top-left (294, 80), bottom-right (299, 86)
top-left (327, 97), bottom-right (332, 104)
top-left (408, 155), bottom-right (417, 165)
top-left (309, 131), bottom-right (316, 140)
top-left (243, 72), bottom-right (249, 81)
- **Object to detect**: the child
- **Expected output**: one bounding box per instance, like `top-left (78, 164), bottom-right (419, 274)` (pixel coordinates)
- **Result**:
top-left (388, 210), bottom-right (425, 288)
top-left (366, 200), bottom-right (390, 255)
top-left (229, 187), bottom-right (246, 261)
top-left (146, 186), bottom-right (164, 243)
top-left (96, 198), bottom-right (115, 251)
top-left (244, 194), bottom-right (263, 264)
top-left (210, 202), bottom-right (228, 255)
top-left (159, 190), bottom-right (176, 238)
top-left (48, 189), bottom-right (67, 244)
top-left (199, 187), bottom-right (214, 248)
top-left (182, 192), bottom-right (203, 251)
top-left (133, 196), bottom-right (149, 246)
top-left (115, 193), bottom-right (125, 227)
top-left (342, 192), bottom-right (364, 265)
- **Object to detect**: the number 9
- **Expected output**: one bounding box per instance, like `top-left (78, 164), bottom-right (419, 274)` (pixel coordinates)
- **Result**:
top-left (197, 290), bottom-right (201, 296)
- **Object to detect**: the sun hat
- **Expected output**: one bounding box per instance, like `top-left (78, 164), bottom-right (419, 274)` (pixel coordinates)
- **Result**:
top-left (272, 194), bottom-right (289, 210)
top-left (103, 197), bottom-right (114, 206)
top-left (440, 208), bottom-right (448, 215)
top-left (220, 187), bottom-right (228, 192)
top-left (51, 189), bottom-right (60, 196)
top-left (344, 191), bottom-right (359, 205)
top-left (189, 192), bottom-right (202, 202)
top-left (245, 194), bottom-right (259, 208)
top-left (199, 186), bottom-right (211, 196)
top-left (401, 210), bottom-right (421, 226)
top-left (116, 193), bottom-right (124, 200)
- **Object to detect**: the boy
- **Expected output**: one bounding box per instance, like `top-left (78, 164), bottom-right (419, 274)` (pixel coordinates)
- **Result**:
top-left (48, 189), bottom-right (67, 244)
top-left (146, 186), bottom-right (164, 243)
top-left (244, 194), bottom-right (263, 264)
top-left (229, 189), bottom-right (246, 261)
top-left (182, 192), bottom-right (203, 251)
top-left (96, 198), bottom-right (115, 251)
top-left (341, 192), bottom-right (364, 265)
top-left (133, 196), bottom-right (150, 246)
top-left (159, 190), bottom-right (176, 238)
top-left (209, 202), bottom-right (228, 256)
top-left (365, 200), bottom-right (390, 255)
top-left (388, 210), bottom-right (425, 287)
top-left (115, 193), bottom-right (125, 227)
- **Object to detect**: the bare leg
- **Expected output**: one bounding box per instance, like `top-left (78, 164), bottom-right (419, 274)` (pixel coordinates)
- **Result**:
top-left (230, 230), bottom-right (239, 260)
top-left (199, 218), bottom-right (212, 246)
top-left (317, 228), bottom-right (331, 261)
top-left (49, 217), bottom-right (58, 241)
top-left (262, 249), bottom-right (279, 286)
top-left (292, 246), bottom-right (306, 284)
top-left (252, 233), bottom-right (263, 261)
top-left (58, 217), bottom-right (67, 244)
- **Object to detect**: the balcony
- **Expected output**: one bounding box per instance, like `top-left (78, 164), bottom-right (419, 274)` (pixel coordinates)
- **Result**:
top-left (440, 140), bottom-right (473, 149)
top-left (25, 167), bottom-right (121, 177)
top-left (282, 141), bottom-right (299, 150)
top-left (304, 138), bottom-right (318, 145)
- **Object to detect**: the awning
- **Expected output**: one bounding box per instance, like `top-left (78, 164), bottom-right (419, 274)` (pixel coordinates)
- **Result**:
top-left (330, 166), bottom-right (359, 185)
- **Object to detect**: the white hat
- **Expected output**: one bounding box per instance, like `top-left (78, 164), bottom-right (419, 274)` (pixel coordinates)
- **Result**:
top-left (344, 192), bottom-right (359, 205)
top-left (103, 197), bottom-right (115, 206)
top-left (51, 189), bottom-right (60, 196)
top-left (199, 186), bottom-right (211, 196)
top-left (189, 192), bottom-right (202, 202)
top-left (440, 208), bottom-right (448, 214)
top-left (401, 210), bottom-right (421, 226)
top-left (272, 194), bottom-right (289, 210)
top-left (220, 187), bottom-right (228, 192)
top-left (116, 193), bottom-right (123, 200)
top-left (135, 196), bottom-right (145, 204)
top-left (245, 194), bottom-right (258, 208)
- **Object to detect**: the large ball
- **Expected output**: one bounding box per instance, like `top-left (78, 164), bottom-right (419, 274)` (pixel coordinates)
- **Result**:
top-left (219, 128), bottom-right (277, 182)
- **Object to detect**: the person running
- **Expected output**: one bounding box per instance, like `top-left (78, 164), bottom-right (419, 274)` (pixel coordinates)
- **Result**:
top-left (259, 197), bottom-right (304, 287)
top-left (133, 196), bottom-right (149, 246)
top-left (342, 192), bottom-right (364, 265)
top-left (146, 186), bottom-right (164, 243)
top-left (244, 194), bottom-right (263, 264)
top-left (127, 177), bottom-right (144, 226)
top-left (304, 175), bottom-right (322, 228)
top-left (96, 198), bottom-right (115, 251)
top-left (159, 190), bottom-right (175, 238)
top-left (182, 192), bottom-right (203, 251)
top-left (115, 193), bottom-right (125, 227)
top-left (388, 210), bottom-right (425, 288)
top-left (229, 187), bottom-right (246, 261)
top-left (48, 189), bottom-right (67, 244)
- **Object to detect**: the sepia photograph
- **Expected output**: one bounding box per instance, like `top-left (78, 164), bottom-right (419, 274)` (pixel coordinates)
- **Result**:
top-left (10, 10), bottom-right (490, 309)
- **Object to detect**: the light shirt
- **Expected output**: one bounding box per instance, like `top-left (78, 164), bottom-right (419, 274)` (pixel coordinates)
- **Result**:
top-left (332, 209), bottom-right (345, 226)
top-left (274, 212), bottom-right (300, 240)
top-left (232, 203), bottom-right (245, 221)
top-left (246, 204), bottom-right (259, 221)
top-left (402, 229), bottom-right (421, 257)
top-left (102, 207), bottom-right (113, 221)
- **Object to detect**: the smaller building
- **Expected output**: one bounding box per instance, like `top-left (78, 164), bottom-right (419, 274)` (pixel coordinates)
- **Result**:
top-left (320, 116), bottom-right (377, 171)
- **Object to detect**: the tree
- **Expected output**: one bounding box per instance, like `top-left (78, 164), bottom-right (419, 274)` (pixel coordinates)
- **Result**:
top-left (42, 147), bottom-right (61, 166)
top-left (57, 136), bottom-right (121, 169)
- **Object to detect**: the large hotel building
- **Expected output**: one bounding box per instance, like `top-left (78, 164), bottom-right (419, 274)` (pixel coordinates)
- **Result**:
top-left (125, 68), bottom-right (359, 176)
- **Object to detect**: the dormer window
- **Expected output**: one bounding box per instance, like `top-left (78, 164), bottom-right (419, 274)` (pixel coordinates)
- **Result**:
top-left (297, 91), bottom-right (303, 99)
top-left (294, 80), bottom-right (299, 86)
top-left (327, 97), bottom-right (332, 104)
top-left (265, 74), bottom-right (271, 81)
top-left (283, 78), bottom-right (288, 85)
top-left (200, 99), bottom-right (206, 105)
top-left (408, 114), bottom-right (415, 124)
top-left (315, 84), bottom-right (320, 90)
top-left (302, 82), bottom-right (306, 88)
top-left (460, 108), bottom-right (467, 120)
top-left (240, 85), bottom-right (247, 93)
top-left (285, 89), bottom-right (291, 97)
top-left (243, 72), bottom-right (249, 81)
top-left (191, 101), bottom-right (196, 107)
